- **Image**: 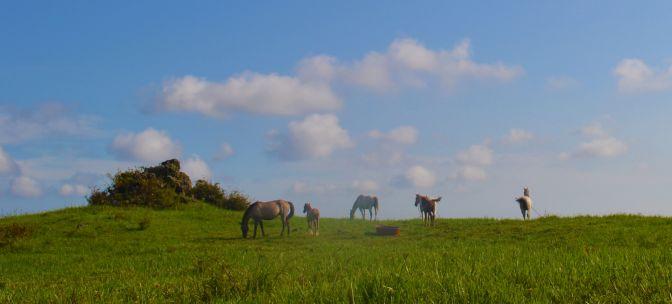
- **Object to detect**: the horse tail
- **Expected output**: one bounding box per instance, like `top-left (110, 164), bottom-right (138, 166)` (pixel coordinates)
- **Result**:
top-left (373, 196), bottom-right (379, 218)
top-left (287, 201), bottom-right (295, 219)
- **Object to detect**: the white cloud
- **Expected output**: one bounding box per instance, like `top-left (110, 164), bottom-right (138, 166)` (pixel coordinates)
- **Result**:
top-left (352, 179), bottom-right (379, 193)
top-left (214, 143), bottom-right (235, 161)
top-left (564, 122), bottom-right (628, 159)
top-left (0, 145), bottom-right (18, 175)
top-left (157, 38), bottom-right (521, 118)
top-left (545, 76), bottom-right (578, 90)
top-left (456, 144), bottom-right (493, 166)
top-left (297, 55), bottom-right (338, 83)
top-left (614, 59), bottom-right (672, 93)
top-left (502, 129), bottom-right (534, 144)
top-left (454, 166), bottom-right (488, 182)
top-left (452, 142), bottom-right (494, 183)
top-left (59, 184), bottom-right (89, 197)
top-left (159, 74), bottom-right (341, 117)
top-left (575, 137), bottom-right (628, 158)
top-left (11, 176), bottom-right (42, 198)
top-left (580, 122), bottom-right (608, 138)
top-left (268, 114), bottom-right (354, 161)
top-left (368, 125), bottom-right (418, 145)
top-left (0, 103), bottom-right (100, 144)
top-left (111, 128), bottom-right (182, 163)
top-left (304, 38), bottom-right (523, 92)
top-left (402, 165), bottom-right (437, 188)
top-left (182, 156), bottom-right (212, 181)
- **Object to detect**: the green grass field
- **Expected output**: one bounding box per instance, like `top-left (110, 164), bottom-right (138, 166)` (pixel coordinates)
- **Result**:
top-left (1, 202), bottom-right (672, 303)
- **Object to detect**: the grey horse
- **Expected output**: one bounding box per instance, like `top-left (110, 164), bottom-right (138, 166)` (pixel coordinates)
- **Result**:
top-left (241, 200), bottom-right (295, 238)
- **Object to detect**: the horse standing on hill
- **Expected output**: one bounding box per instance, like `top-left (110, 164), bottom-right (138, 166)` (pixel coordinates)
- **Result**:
top-left (515, 187), bottom-right (533, 220)
top-left (303, 202), bottom-right (320, 236)
top-left (241, 200), bottom-right (294, 238)
top-left (349, 195), bottom-right (379, 220)
top-left (415, 194), bottom-right (441, 226)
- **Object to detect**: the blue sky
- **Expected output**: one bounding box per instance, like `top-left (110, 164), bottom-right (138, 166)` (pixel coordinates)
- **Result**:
top-left (2, 1), bottom-right (672, 218)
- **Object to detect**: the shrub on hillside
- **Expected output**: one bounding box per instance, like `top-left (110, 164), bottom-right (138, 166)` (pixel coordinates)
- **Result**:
top-left (86, 159), bottom-right (194, 209)
top-left (87, 187), bottom-right (110, 206)
top-left (190, 180), bottom-right (250, 211)
top-left (0, 223), bottom-right (32, 248)
top-left (190, 180), bottom-right (226, 205)
top-left (224, 191), bottom-right (251, 211)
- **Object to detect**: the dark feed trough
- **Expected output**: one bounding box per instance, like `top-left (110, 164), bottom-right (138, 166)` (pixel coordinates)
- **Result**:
top-left (376, 225), bottom-right (400, 236)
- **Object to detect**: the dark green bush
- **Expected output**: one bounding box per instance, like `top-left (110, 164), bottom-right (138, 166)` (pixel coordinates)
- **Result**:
top-left (87, 187), bottom-right (110, 206)
top-left (190, 180), bottom-right (250, 211)
top-left (87, 159), bottom-right (193, 209)
top-left (224, 191), bottom-right (251, 211)
top-left (191, 180), bottom-right (226, 205)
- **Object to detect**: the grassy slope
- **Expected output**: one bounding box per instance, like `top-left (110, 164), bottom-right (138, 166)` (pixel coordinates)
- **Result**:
top-left (1, 203), bottom-right (672, 303)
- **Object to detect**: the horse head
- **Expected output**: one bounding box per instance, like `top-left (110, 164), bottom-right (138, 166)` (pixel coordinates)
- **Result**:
top-left (241, 222), bottom-right (249, 238)
top-left (414, 194), bottom-right (422, 207)
top-left (303, 202), bottom-right (311, 214)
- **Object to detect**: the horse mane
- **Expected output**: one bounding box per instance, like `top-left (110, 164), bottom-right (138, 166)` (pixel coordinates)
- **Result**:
top-left (241, 201), bottom-right (259, 224)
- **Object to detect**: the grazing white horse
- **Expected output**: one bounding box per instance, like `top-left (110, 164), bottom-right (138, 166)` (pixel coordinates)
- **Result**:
top-left (515, 187), bottom-right (533, 220)
top-left (350, 195), bottom-right (379, 220)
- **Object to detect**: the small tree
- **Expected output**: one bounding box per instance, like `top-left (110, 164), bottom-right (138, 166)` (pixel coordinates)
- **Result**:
top-left (191, 180), bottom-right (226, 205)
top-left (224, 190), bottom-right (250, 211)
top-left (190, 180), bottom-right (250, 211)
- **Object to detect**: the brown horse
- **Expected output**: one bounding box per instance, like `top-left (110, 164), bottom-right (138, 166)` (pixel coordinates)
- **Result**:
top-left (415, 194), bottom-right (441, 226)
top-left (241, 200), bottom-right (295, 238)
top-left (303, 202), bottom-right (320, 236)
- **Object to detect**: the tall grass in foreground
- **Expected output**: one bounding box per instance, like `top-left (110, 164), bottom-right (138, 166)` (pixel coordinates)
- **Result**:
top-left (1, 203), bottom-right (672, 303)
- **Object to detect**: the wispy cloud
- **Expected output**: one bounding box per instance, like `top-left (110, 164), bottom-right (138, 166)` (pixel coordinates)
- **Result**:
top-left (0, 103), bottom-right (101, 144)
top-left (614, 59), bottom-right (672, 93)
top-left (562, 122), bottom-right (628, 159)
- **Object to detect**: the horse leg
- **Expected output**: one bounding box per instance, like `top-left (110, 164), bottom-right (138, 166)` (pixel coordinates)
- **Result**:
top-left (520, 208), bottom-right (526, 220)
top-left (287, 217), bottom-right (290, 236)
top-left (316, 218), bottom-right (319, 236)
top-left (280, 217), bottom-right (285, 236)
top-left (253, 221), bottom-right (258, 239)
top-left (360, 209), bottom-right (365, 220)
top-left (431, 212), bottom-right (435, 226)
top-left (259, 221), bottom-right (266, 237)
top-left (368, 209), bottom-right (373, 221)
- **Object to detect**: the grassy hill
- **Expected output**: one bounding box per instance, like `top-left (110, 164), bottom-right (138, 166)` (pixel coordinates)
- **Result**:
top-left (1, 203), bottom-right (671, 303)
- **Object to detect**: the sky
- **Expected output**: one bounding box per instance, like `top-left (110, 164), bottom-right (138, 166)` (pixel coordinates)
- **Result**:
top-left (2, 1), bottom-right (672, 218)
